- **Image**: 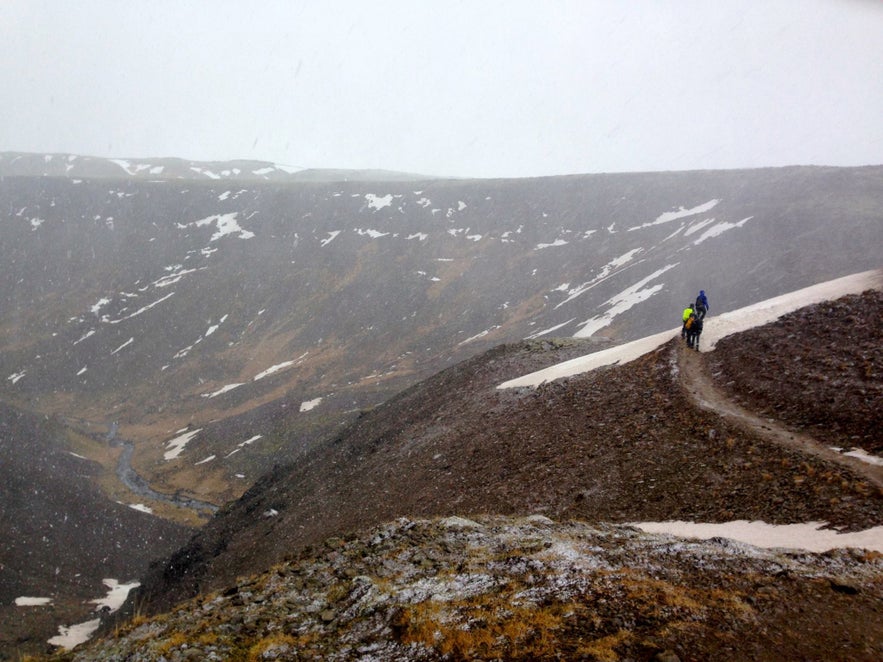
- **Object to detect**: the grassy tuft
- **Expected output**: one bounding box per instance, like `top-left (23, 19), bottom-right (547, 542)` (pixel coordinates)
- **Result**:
top-left (246, 633), bottom-right (300, 661)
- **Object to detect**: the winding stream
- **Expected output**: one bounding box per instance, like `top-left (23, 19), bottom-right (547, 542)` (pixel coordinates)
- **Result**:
top-left (113, 439), bottom-right (218, 514)
top-left (95, 420), bottom-right (218, 514)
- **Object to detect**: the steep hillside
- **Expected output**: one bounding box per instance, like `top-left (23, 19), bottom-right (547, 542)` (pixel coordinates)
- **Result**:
top-left (133, 292), bottom-right (883, 618)
top-left (2, 163), bottom-right (881, 515)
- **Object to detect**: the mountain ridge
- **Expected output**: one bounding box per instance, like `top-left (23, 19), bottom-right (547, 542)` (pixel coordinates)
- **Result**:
top-left (0, 151), bottom-right (434, 183)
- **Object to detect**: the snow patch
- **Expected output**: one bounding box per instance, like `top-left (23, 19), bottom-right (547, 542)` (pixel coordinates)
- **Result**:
top-left (692, 216), bottom-right (753, 245)
top-left (535, 239), bottom-right (568, 250)
top-left (90, 298), bottom-right (111, 315)
top-left (225, 435), bottom-right (264, 458)
top-left (48, 619), bottom-right (101, 651)
top-left (15, 597), bottom-right (52, 607)
top-left (163, 429), bottom-right (202, 461)
top-left (321, 230), bottom-right (341, 246)
top-left (833, 447), bottom-right (883, 466)
top-left (300, 397), bottom-right (323, 412)
top-left (365, 193), bottom-right (394, 210)
top-left (525, 318), bottom-right (577, 340)
top-left (355, 228), bottom-right (389, 239)
top-left (629, 199), bottom-right (721, 231)
top-left (458, 326), bottom-right (501, 346)
top-left (109, 159), bottom-right (150, 176)
top-left (682, 218), bottom-right (717, 237)
top-left (190, 166), bottom-right (221, 179)
top-left (104, 292), bottom-right (175, 324)
top-left (204, 316), bottom-right (226, 338)
top-left (554, 248), bottom-right (643, 309)
top-left (204, 383), bottom-right (243, 398)
top-left (195, 212), bottom-right (255, 241)
top-left (631, 520), bottom-right (883, 553)
top-left (152, 267), bottom-right (202, 288)
top-left (110, 337), bottom-right (134, 355)
top-left (254, 361), bottom-right (295, 381)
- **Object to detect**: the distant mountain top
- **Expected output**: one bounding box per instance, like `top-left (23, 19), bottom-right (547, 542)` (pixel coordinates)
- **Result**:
top-left (0, 151), bottom-right (435, 183)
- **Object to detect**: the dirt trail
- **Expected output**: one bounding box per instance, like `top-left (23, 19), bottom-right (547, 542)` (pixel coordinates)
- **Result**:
top-left (678, 342), bottom-right (883, 491)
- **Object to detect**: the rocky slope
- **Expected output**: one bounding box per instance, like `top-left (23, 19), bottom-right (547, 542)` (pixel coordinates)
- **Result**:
top-left (709, 290), bottom-right (883, 453)
top-left (68, 515), bottom-right (883, 661)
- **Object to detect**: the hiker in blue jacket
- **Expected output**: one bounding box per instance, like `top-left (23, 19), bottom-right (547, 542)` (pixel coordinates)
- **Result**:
top-left (695, 290), bottom-right (709, 320)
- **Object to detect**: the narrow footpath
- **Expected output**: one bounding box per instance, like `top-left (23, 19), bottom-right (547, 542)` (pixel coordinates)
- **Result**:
top-left (677, 342), bottom-right (883, 492)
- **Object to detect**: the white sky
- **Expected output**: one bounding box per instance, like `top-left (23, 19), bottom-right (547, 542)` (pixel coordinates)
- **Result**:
top-left (2, 0), bottom-right (882, 178)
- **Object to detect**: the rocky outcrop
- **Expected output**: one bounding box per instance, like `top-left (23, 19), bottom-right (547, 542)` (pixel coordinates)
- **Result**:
top-left (71, 516), bottom-right (883, 661)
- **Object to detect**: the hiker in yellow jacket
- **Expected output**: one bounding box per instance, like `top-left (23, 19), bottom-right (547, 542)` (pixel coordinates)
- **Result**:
top-left (681, 304), bottom-right (694, 339)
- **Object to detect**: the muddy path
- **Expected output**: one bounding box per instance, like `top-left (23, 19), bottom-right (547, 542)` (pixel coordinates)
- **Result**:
top-left (677, 342), bottom-right (883, 491)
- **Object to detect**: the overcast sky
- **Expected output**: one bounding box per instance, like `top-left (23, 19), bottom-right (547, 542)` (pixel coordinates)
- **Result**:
top-left (2, 0), bottom-right (881, 178)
